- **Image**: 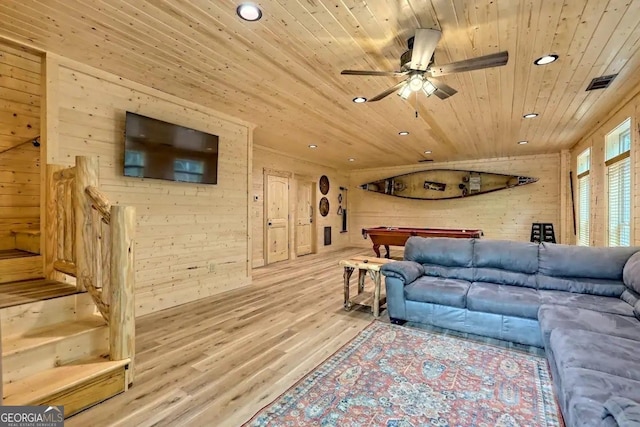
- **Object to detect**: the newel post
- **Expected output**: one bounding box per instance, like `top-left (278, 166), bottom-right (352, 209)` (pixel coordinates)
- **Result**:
top-left (75, 156), bottom-right (99, 292)
top-left (109, 205), bottom-right (136, 386)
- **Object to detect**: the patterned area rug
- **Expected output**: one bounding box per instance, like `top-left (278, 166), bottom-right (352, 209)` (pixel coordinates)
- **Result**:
top-left (246, 321), bottom-right (562, 426)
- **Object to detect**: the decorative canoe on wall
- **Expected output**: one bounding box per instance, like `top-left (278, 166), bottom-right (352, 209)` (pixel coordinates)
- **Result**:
top-left (359, 169), bottom-right (538, 200)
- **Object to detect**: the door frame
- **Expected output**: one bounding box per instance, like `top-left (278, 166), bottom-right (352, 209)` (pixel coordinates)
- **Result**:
top-left (293, 176), bottom-right (317, 257)
top-left (263, 168), bottom-right (292, 265)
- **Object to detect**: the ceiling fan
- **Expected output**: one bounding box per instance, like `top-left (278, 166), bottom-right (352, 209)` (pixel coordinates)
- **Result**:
top-left (341, 29), bottom-right (509, 102)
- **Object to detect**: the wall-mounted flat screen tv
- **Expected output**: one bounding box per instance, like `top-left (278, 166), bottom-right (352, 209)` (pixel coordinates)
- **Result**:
top-left (123, 112), bottom-right (219, 184)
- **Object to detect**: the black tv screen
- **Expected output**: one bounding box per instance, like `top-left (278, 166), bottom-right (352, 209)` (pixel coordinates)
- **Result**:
top-left (123, 112), bottom-right (219, 184)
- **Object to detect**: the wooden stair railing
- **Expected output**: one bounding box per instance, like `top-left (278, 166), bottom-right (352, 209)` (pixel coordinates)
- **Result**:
top-left (46, 156), bottom-right (136, 385)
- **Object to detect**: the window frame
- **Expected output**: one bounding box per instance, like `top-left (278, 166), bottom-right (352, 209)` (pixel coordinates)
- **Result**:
top-left (605, 118), bottom-right (632, 247)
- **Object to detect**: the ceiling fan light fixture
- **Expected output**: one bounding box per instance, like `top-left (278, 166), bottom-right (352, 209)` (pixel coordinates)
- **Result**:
top-left (408, 74), bottom-right (423, 92)
top-left (534, 54), bottom-right (558, 65)
top-left (398, 84), bottom-right (412, 100)
top-left (517, 140), bottom-right (528, 145)
top-left (236, 3), bottom-right (262, 21)
top-left (523, 113), bottom-right (538, 119)
top-left (352, 97), bottom-right (367, 103)
top-left (398, 131), bottom-right (410, 136)
top-left (422, 80), bottom-right (437, 96)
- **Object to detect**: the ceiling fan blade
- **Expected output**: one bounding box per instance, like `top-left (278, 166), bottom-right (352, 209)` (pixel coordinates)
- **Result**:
top-left (341, 70), bottom-right (408, 77)
top-left (410, 29), bottom-right (442, 71)
top-left (429, 51), bottom-right (509, 77)
top-left (368, 81), bottom-right (408, 102)
top-left (429, 78), bottom-right (458, 99)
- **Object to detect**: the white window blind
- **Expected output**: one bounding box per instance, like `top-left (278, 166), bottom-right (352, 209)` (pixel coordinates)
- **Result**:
top-left (576, 148), bottom-right (591, 246)
top-left (578, 175), bottom-right (590, 246)
top-left (608, 156), bottom-right (631, 247)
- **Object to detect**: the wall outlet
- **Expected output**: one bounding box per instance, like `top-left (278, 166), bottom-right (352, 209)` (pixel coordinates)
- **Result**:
top-left (208, 262), bottom-right (215, 273)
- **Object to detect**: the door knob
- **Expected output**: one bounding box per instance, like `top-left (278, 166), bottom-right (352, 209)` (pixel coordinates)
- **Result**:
top-left (268, 221), bottom-right (273, 226)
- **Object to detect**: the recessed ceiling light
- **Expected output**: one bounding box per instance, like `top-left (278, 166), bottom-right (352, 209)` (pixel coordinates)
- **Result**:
top-left (523, 113), bottom-right (538, 119)
top-left (348, 158), bottom-right (355, 162)
top-left (534, 54), bottom-right (558, 65)
top-left (424, 150), bottom-right (432, 154)
top-left (308, 144), bottom-right (317, 148)
top-left (236, 3), bottom-right (262, 21)
top-left (518, 140), bottom-right (528, 145)
top-left (352, 97), bottom-right (367, 103)
top-left (398, 131), bottom-right (409, 136)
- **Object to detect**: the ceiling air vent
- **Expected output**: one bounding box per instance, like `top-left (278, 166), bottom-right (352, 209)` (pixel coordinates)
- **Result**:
top-left (418, 159), bottom-right (434, 163)
top-left (586, 74), bottom-right (617, 91)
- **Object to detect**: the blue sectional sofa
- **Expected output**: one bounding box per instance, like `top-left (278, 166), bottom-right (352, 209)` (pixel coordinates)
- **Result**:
top-left (381, 237), bottom-right (640, 427)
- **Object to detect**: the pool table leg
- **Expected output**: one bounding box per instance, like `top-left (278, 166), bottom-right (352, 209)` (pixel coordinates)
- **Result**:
top-left (384, 245), bottom-right (390, 258)
top-left (372, 244), bottom-right (381, 258)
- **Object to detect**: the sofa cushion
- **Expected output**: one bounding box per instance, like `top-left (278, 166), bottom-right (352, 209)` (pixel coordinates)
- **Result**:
top-left (561, 368), bottom-right (640, 427)
top-left (624, 252), bottom-right (640, 294)
top-left (602, 397), bottom-right (640, 426)
top-left (467, 282), bottom-right (541, 319)
top-left (474, 268), bottom-right (537, 288)
top-left (404, 276), bottom-right (470, 308)
top-left (404, 236), bottom-right (474, 267)
top-left (422, 264), bottom-right (474, 282)
top-left (473, 239), bottom-right (539, 272)
top-left (538, 305), bottom-right (640, 351)
top-left (536, 275), bottom-right (625, 297)
top-left (539, 242), bottom-right (637, 280)
top-left (621, 289), bottom-right (640, 307)
top-left (539, 290), bottom-right (635, 317)
top-left (550, 329), bottom-right (640, 383)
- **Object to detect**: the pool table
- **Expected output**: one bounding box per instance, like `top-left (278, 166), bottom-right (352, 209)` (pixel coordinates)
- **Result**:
top-left (362, 226), bottom-right (484, 258)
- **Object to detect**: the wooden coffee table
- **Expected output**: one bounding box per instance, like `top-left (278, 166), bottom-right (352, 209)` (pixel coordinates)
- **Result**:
top-left (339, 255), bottom-right (393, 317)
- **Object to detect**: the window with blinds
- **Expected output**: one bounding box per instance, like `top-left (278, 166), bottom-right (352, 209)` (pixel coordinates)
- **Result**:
top-left (605, 118), bottom-right (632, 247)
top-left (577, 149), bottom-right (591, 246)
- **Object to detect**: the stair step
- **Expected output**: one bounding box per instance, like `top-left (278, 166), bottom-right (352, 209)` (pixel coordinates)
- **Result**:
top-left (0, 249), bottom-right (38, 260)
top-left (0, 278), bottom-right (81, 309)
top-left (1, 291), bottom-right (96, 338)
top-left (3, 357), bottom-right (130, 417)
top-left (11, 228), bottom-right (41, 254)
top-left (0, 254), bottom-right (43, 284)
top-left (2, 317), bottom-right (108, 383)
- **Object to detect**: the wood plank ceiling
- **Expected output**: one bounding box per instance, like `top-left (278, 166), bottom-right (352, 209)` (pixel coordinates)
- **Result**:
top-left (1, 0), bottom-right (639, 169)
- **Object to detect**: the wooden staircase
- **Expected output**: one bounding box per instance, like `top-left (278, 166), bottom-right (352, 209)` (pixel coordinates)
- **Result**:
top-left (0, 156), bottom-right (135, 418)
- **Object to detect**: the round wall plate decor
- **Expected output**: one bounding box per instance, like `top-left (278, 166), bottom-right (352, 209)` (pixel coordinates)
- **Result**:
top-left (319, 175), bottom-right (330, 195)
top-left (319, 197), bottom-right (330, 216)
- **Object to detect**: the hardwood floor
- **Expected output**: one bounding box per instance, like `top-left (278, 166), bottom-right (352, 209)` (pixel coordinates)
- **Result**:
top-left (67, 247), bottom-right (374, 427)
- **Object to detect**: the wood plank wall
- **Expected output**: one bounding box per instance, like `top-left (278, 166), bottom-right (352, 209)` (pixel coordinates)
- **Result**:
top-left (0, 43), bottom-right (40, 250)
top-left (252, 146), bottom-right (349, 268)
top-left (44, 54), bottom-right (253, 316)
top-left (349, 154), bottom-right (561, 248)
top-left (568, 85), bottom-right (640, 246)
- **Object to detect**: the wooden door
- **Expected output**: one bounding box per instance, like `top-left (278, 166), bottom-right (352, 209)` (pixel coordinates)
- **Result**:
top-left (295, 180), bottom-right (313, 256)
top-left (266, 173), bottom-right (289, 264)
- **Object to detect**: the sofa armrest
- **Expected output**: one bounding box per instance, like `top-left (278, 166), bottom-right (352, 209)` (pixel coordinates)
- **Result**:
top-left (602, 396), bottom-right (640, 426)
top-left (381, 261), bottom-right (424, 284)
